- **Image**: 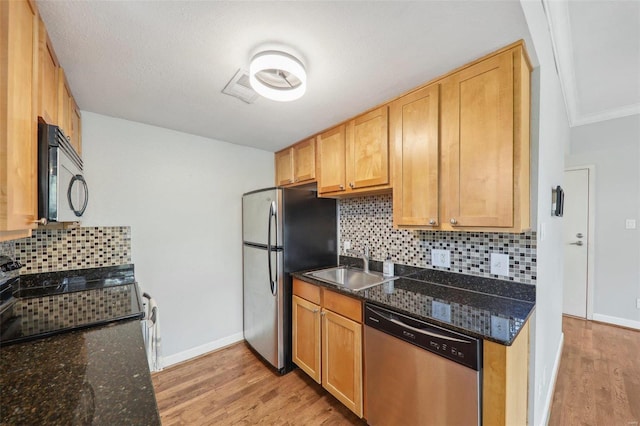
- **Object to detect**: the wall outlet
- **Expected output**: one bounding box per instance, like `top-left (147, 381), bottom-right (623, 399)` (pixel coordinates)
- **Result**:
top-left (431, 249), bottom-right (451, 268)
top-left (490, 253), bottom-right (509, 276)
top-left (343, 240), bottom-right (351, 251)
top-left (626, 219), bottom-right (637, 230)
top-left (432, 301), bottom-right (451, 323)
top-left (490, 315), bottom-right (510, 340)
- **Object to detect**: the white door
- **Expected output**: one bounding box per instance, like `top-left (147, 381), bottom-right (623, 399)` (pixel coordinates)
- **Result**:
top-left (563, 169), bottom-right (590, 317)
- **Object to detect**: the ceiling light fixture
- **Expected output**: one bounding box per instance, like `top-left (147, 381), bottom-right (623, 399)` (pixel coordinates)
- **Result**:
top-left (249, 50), bottom-right (307, 102)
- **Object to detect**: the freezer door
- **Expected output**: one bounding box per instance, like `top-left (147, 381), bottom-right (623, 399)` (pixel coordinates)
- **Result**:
top-left (243, 244), bottom-right (284, 369)
top-left (242, 189), bottom-right (282, 247)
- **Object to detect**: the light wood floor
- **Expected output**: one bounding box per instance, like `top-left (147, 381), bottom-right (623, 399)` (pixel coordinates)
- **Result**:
top-left (152, 343), bottom-right (364, 425)
top-left (153, 316), bottom-right (639, 425)
top-left (549, 316), bottom-right (640, 426)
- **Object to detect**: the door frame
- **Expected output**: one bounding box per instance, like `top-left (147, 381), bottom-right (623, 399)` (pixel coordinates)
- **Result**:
top-left (564, 165), bottom-right (596, 319)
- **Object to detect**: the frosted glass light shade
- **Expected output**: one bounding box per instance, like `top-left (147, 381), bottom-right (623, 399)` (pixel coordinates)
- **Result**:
top-left (249, 51), bottom-right (307, 102)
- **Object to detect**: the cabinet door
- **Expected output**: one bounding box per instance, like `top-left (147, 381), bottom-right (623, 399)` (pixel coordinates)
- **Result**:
top-left (317, 125), bottom-right (346, 194)
top-left (275, 148), bottom-right (293, 186)
top-left (0, 0), bottom-right (38, 239)
top-left (322, 308), bottom-right (363, 417)
top-left (38, 18), bottom-right (58, 125)
top-left (57, 68), bottom-right (72, 138)
top-left (292, 295), bottom-right (321, 384)
top-left (70, 97), bottom-right (81, 156)
top-left (443, 50), bottom-right (514, 228)
top-left (346, 106), bottom-right (389, 190)
top-left (293, 138), bottom-right (316, 183)
top-left (391, 84), bottom-right (440, 226)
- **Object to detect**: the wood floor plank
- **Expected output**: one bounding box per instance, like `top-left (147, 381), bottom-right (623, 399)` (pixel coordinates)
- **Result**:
top-left (153, 342), bottom-right (364, 425)
top-left (549, 316), bottom-right (640, 426)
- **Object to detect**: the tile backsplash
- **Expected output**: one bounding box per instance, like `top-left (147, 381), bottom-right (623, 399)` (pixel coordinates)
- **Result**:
top-left (4, 227), bottom-right (131, 274)
top-left (339, 194), bottom-right (536, 285)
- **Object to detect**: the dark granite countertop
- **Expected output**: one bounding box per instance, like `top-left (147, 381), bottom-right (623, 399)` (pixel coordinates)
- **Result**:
top-left (292, 256), bottom-right (535, 346)
top-left (0, 264), bottom-right (144, 346)
top-left (0, 319), bottom-right (161, 425)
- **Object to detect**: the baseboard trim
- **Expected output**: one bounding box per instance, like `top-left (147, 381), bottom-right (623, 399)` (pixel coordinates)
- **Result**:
top-left (162, 332), bottom-right (244, 368)
top-left (540, 332), bottom-right (564, 426)
top-left (593, 313), bottom-right (640, 330)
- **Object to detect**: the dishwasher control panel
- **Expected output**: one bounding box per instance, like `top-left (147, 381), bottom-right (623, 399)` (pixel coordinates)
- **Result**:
top-left (364, 303), bottom-right (481, 370)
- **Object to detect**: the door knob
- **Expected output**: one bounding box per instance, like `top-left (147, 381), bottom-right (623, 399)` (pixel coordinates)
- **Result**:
top-left (570, 241), bottom-right (584, 246)
top-left (576, 233), bottom-right (584, 238)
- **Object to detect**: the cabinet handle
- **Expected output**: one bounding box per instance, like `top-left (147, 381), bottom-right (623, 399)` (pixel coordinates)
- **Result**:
top-left (312, 309), bottom-right (319, 313)
top-left (33, 218), bottom-right (48, 226)
top-left (321, 311), bottom-right (326, 317)
top-left (429, 219), bottom-right (436, 225)
top-left (450, 218), bottom-right (457, 225)
top-left (339, 184), bottom-right (344, 190)
top-left (289, 179), bottom-right (293, 183)
top-left (349, 182), bottom-right (355, 189)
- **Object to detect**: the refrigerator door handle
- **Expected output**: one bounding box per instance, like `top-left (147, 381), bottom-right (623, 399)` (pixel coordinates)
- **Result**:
top-left (267, 200), bottom-right (277, 296)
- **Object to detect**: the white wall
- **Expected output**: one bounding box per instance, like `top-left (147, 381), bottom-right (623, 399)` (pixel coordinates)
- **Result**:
top-left (521, 1), bottom-right (570, 424)
top-left (566, 114), bottom-right (640, 326)
top-left (80, 112), bottom-right (274, 363)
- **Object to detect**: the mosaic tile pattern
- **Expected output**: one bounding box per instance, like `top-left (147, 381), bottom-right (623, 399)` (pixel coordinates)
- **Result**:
top-left (17, 285), bottom-right (134, 335)
top-left (0, 240), bottom-right (16, 259)
top-left (13, 227), bottom-right (132, 274)
top-left (339, 194), bottom-right (537, 284)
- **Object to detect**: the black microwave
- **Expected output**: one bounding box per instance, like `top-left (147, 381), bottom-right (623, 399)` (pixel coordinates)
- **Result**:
top-left (37, 123), bottom-right (88, 222)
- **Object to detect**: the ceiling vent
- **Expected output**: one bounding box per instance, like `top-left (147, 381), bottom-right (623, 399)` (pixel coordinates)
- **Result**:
top-left (222, 69), bottom-right (259, 104)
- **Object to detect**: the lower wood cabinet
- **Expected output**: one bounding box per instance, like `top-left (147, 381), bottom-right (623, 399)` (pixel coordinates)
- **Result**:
top-left (292, 279), bottom-right (363, 418)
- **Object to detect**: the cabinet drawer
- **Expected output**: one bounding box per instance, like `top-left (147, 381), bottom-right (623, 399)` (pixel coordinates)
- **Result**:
top-left (323, 289), bottom-right (362, 323)
top-left (293, 278), bottom-right (321, 305)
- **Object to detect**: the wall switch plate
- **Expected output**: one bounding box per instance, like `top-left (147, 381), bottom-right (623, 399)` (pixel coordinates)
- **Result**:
top-left (431, 249), bottom-right (451, 268)
top-left (432, 301), bottom-right (451, 323)
top-left (343, 241), bottom-right (351, 250)
top-left (490, 253), bottom-right (509, 276)
top-left (626, 219), bottom-right (637, 230)
top-left (491, 315), bottom-right (510, 340)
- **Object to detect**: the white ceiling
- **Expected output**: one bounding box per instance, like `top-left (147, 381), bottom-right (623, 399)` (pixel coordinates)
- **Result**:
top-left (37, 1), bottom-right (538, 152)
top-left (33, 0), bottom-right (533, 151)
top-left (545, 0), bottom-right (640, 127)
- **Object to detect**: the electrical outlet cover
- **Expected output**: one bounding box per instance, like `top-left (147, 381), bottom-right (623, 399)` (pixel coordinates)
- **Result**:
top-left (343, 241), bottom-right (351, 250)
top-left (491, 315), bottom-right (510, 341)
top-left (431, 249), bottom-right (451, 268)
top-left (432, 301), bottom-right (451, 323)
top-left (490, 253), bottom-right (509, 276)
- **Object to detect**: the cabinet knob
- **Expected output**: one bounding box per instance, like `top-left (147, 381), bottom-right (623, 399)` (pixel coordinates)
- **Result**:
top-left (349, 182), bottom-right (355, 189)
top-left (289, 179), bottom-right (293, 183)
top-left (321, 311), bottom-right (326, 317)
top-left (312, 309), bottom-right (319, 314)
top-left (339, 184), bottom-right (344, 190)
top-left (33, 218), bottom-right (48, 226)
top-left (429, 219), bottom-right (436, 225)
top-left (450, 218), bottom-right (457, 225)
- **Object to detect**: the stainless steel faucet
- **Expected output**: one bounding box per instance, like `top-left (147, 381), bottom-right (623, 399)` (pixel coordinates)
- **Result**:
top-left (347, 245), bottom-right (370, 273)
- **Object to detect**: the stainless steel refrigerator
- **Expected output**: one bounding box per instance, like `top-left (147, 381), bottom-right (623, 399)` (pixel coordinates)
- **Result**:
top-left (242, 187), bottom-right (336, 374)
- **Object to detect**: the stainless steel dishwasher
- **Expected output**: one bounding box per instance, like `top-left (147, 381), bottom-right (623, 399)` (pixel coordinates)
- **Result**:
top-left (364, 303), bottom-right (481, 426)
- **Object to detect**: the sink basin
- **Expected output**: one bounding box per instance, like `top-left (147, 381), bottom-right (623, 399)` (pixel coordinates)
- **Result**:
top-left (304, 266), bottom-right (398, 291)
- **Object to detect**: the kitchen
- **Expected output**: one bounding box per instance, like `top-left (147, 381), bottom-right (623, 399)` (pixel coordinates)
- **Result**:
top-left (1, 1), bottom-right (639, 425)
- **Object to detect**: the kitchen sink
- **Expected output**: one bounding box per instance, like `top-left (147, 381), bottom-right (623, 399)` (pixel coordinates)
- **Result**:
top-left (304, 266), bottom-right (398, 291)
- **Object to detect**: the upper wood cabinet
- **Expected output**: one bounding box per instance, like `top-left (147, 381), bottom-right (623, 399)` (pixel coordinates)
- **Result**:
top-left (275, 138), bottom-right (316, 187)
top-left (317, 125), bottom-right (346, 193)
top-left (317, 106), bottom-right (391, 197)
top-left (391, 84), bottom-right (440, 227)
top-left (38, 17), bottom-right (58, 125)
top-left (57, 68), bottom-right (72, 137)
top-left (0, 0), bottom-right (39, 241)
top-left (441, 46), bottom-right (530, 231)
